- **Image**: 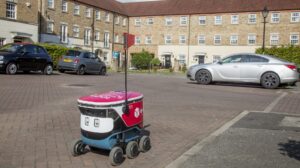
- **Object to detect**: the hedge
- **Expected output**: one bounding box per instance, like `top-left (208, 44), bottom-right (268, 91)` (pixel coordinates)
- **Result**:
top-left (36, 43), bottom-right (68, 69)
top-left (131, 49), bottom-right (154, 69)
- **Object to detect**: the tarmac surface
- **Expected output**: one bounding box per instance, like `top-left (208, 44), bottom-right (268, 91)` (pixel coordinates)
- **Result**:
top-left (0, 72), bottom-right (299, 168)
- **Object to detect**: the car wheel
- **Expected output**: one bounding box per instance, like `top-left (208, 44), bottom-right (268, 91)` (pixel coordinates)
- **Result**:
top-left (195, 69), bottom-right (212, 85)
top-left (43, 64), bottom-right (53, 75)
top-left (6, 62), bottom-right (17, 75)
top-left (261, 72), bottom-right (280, 89)
top-left (100, 67), bottom-right (106, 76)
top-left (77, 66), bottom-right (85, 75)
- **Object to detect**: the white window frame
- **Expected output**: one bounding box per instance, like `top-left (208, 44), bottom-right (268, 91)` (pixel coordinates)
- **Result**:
top-left (60, 24), bottom-right (68, 43)
top-left (62, 0), bottom-right (67, 12)
top-left (178, 54), bottom-right (186, 65)
top-left (248, 14), bottom-right (257, 24)
top-left (48, 0), bottom-right (54, 9)
top-left (271, 13), bottom-right (280, 23)
top-left (74, 4), bottom-right (80, 15)
top-left (135, 18), bottom-right (141, 26)
top-left (179, 35), bottom-right (186, 44)
top-left (214, 35), bottom-right (221, 45)
top-left (122, 18), bottom-right (127, 26)
top-left (248, 34), bottom-right (256, 45)
top-left (180, 16), bottom-right (188, 26)
top-left (214, 16), bottom-right (222, 25)
top-left (135, 36), bottom-right (141, 45)
top-left (6, 2), bottom-right (16, 19)
top-left (105, 12), bottom-right (110, 22)
top-left (199, 16), bottom-right (206, 25)
top-left (73, 25), bottom-right (80, 38)
top-left (95, 31), bottom-right (100, 41)
top-left (290, 33), bottom-right (299, 45)
top-left (291, 12), bottom-right (300, 22)
top-left (96, 10), bottom-right (101, 20)
top-left (270, 33), bottom-right (279, 46)
top-left (114, 34), bottom-right (119, 43)
top-left (165, 17), bottom-right (173, 26)
top-left (231, 15), bottom-right (239, 24)
top-left (85, 8), bottom-right (91, 18)
top-left (84, 29), bottom-right (91, 46)
top-left (198, 35), bottom-right (205, 45)
top-left (145, 35), bottom-right (152, 44)
top-left (115, 16), bottom-right (120, 24)
top-left (165, 35), bottom-right (172, 44)
top-left (147, 17), bottom-right (154, 25)
top-left (104, 32), bottom-right (110, 48)
top-left (47, 21), bottom-right (54, 33)
top-left (230, 35), bottom-right (238, 45)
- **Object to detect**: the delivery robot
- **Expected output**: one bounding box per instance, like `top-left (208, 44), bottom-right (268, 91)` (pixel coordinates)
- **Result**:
top-left (70, 91), bottom-right (151, 166)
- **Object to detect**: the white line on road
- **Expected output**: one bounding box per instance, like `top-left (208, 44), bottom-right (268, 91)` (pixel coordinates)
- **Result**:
top-left (264, 92), bottom-right (288, 112)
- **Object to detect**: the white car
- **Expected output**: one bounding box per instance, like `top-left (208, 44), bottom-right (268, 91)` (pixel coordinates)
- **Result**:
top-left (187, 53), bottom-right (299, 89)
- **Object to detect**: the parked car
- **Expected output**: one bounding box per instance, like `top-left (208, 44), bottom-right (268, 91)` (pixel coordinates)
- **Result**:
top-left (187, 53), bottom-right (299, 89)
top-left (0, 43), bottom-right (53, 75)
top-left (58, 50), bottom-right (106, 75)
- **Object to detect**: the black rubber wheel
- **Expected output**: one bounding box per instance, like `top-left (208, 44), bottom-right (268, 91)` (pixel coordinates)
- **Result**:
top-left (195, 69), bottom-right (212, 85)
top-left (139, 136), bottom-right (151, 153)
top-left (58, 69), bottom-right (65, 73)
top-left (70, 139), bottom-right (86, 156)
top-left (261, 72), bottom-right (280, 89)
top-left (99, 67), bottom-right (107, 76)
top-left (109, 146), bottom-right (124, 166)
top-left (6, 62), bottom-right (17, 75)
top-left (77, 66), bottom-right (85, 75)
top-left (126, 141), bottom-right (140, 159)
top-left (43, 64), bottom-right (53, 75)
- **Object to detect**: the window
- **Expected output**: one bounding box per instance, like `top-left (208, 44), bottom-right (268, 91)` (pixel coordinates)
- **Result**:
top-left (122, 18), bottom-right (127, 26)
top-left (230, 35), bottom-right (238, 45)
top-left (103, 52), bottom-right (108, 62)
top-left (48, 0), bottom-right (54, 9)
top-left (115, 16), bottom-right (120, 24)
top-left (47, 21), bottom-right (54, 33)
top-left (179, 35), bottom-right (186, 44)
top-left (199, 16), bottom-right (206, 25)
top-left (95, 31), bottom-right (100, 41)
top-left (248, 34), bottom-right (256, 45)
top-left (147, 18), bottom-right (154, 25)
top-left (214, 35), bottom-right (221, 45)
top-left (214, 16), bottom-right (222, 25)
top-left (6, 2), bottom-right (16, 19)
top-left (179, 55), bottom-right (186, 65)
top-left (135, 36), bottom-right (141, 45)
top-left (84, 29), bottom-right (91, 45)
top-left (105, 12), bottom-right (110, 22)
top-left (114, 34), bottom-right (119, 43)
top-left (291, 12), bottom-right (300, 22)
top-left (135, 18), bottom-right (141, 26)
top-left (62, 0), bottom-right (67, 12)
top-left (74, 4), bottom-right (80, 15)
top-left (73, 26), bottom-right (79, 37)
top-left (180, 16), bottom-right (188, 26)
top-left (145, 35), bottom-right (152, 44)
top-left (290, 34), bottom-right (299, 45)
top-left (96, 10), bottom-right (101, 20)
top-left (222, 55), bottom-right (242, 63)
top-left (270, 33), bottom-right (279, 46)
top-left (104, 32), bottom-right (110, 48)
top-left (271, 13), bottom-right (280, 23)
top-left (0, 38), bottom-right (5, 47)
top-left (165, 35), bottom-right (172, 44)
top-left (213, 55), bottom-right (221, 63)
top-left (248, 14), bottom-right (257, 24)
top-left (165, 17), bottom-right (172, 26)
top-left (85, 8), bottom-right (91, 18)
top-left (231, 15), bottom-right (239, 24)
top-left (244, 55), bottom-right (268, 63)
top-left (198, 35), bottom-right (205, 45)
top-left (60, 24), bottom-right (68, 43)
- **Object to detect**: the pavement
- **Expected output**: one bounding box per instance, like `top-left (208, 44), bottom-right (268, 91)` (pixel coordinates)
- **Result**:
top-left (0, 72), bottom-right (299, 168)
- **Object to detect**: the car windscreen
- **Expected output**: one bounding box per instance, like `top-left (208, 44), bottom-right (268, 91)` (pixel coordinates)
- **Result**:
top-left (0, 44), bottom-right (22, 53)
top-left (66, 50), bottom-right (81, 57)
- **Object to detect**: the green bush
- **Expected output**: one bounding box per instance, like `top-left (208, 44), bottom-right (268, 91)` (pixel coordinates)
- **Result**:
top-left (150, 57), bottom-right (160, 66)
top-left (256, 45), bottom-right (300, 66)
top-left (131, 49), bottom-right (154, 69)
top-left (36, 43), bottom-right (68, 69)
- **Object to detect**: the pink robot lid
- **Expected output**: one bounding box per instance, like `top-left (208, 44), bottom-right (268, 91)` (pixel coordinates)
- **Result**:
top-left (78, 91), bottom-right (143, 106)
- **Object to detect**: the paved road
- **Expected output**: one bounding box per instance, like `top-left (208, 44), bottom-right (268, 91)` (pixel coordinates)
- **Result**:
top-left (0, 72), bottom-right (296, 168)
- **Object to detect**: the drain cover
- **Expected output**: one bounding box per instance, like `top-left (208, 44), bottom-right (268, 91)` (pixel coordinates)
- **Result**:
top-left (280, 117), bottom-right (300, 128)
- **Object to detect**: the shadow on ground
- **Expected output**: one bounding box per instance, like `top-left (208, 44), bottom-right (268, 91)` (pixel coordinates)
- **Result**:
top-left (278, 140), bottom-right (300, 161)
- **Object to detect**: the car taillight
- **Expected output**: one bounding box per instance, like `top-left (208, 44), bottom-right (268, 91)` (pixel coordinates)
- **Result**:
top-left (74, 58), bottom-right (80, 64)
top-left (285, 64), bottom-right (297, 71)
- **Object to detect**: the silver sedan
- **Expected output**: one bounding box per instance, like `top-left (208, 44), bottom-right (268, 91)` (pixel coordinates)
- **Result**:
top-left (187, 53), bottom-right (299, 89)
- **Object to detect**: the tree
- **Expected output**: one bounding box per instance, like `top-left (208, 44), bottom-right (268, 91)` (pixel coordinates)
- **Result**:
top-left (131, 49), bottom-right (154, 69)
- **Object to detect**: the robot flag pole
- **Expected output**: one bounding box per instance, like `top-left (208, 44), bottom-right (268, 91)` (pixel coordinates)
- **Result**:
top-left (124, 33), bottom-right (135, 114)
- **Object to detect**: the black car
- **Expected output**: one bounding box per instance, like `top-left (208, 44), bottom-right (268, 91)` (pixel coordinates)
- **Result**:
top-left (0, 43), bottom-right (53, 75)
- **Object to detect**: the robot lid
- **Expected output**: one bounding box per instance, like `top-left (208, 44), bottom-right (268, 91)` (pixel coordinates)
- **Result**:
top-left (78, 91), bottom-right (143, 106)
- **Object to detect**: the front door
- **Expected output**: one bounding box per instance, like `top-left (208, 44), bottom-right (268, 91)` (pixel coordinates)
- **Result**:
top-left (198, 56), bottom-right (205, 64)
top-left (164, 55), bottom-right (171, 68)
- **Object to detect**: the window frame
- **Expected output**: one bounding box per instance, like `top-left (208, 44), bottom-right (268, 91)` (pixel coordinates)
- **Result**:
top-left (198, 35), bottom-right (205, 45)
top-left (271, 12), bottom-right (280, 23)
top-left (47, 21), bottom-right (54, 33)
top-left (95, 31), bottom-right (100, 41)
top-left (230, 35), bottom-right (238, 45)
top-left (6, 2), bottom-right (17, 19)
top-left (165, 17), bottom-right (173, 26)
top-left (147, 17), bottom-right (154, 25)
top-left (74, 4), bottom-right (80, 15)
top-left (73, 26), bottom-right (80, 38)
top-left (179, 35), bottom-right (186, 44)
top-left (61, 0), bottom-right (68, 12)
top-left (231, 15), bottom-right (239, 24)
top-left (214, 16), bottom-right (222, 25)
top-left (214, 35), bottom-right (221, 45)
top-left (48, 0), bottom-right (54, 9)
top-left (135, 36), bottom-right (141, 45)
top-left (290, 33), bottom-right (299, 45)
top-left (248, 14), bottom-right (257, 24)
top-left (180, 16), bottom-right (188, 26)
top-left (60, 24), bottom-right (68, 44)
top-left (135, 18), bottom-right (141, 26)
top-left (96, 10), bottom-right (101, 20)
top-left (165, 35), bottom-right (172, 44)
top-left (291, 12), bottom-right (300, 23)
top-left (270, 33), bottom-right (279, 46)
top-left (199, 16), bottom-right (206, 25)
top-left (248, 34), bottom-right (256, 45)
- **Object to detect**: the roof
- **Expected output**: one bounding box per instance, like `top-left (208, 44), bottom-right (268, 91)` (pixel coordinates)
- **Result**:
top-left (77, 0), bottom-right (126, 15)
top-left (123, 0), bottom-right (300, 17)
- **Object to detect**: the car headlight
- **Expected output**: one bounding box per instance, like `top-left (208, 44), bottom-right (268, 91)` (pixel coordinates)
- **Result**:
top-left (0, 56), bottom-right (4, 60)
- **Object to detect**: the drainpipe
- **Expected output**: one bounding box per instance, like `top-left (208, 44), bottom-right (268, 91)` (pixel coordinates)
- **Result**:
top-left (187, 14), bottom-right (191, 67)
top-left (112, 13), bottom-right (116, 70)
top-left (38, 0), bottom-right (43, 42)
top-left (91, 9), bottom-right (95, 52)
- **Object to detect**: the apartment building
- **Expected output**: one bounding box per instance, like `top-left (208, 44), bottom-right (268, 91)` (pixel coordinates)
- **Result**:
top-left (0, 0), bottom-right (39, 45)
top-left (126, 0), bottom-right (300, 68)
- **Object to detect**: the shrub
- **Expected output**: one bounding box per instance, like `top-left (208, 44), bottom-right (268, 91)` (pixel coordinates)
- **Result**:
top-left (36, 43), bottom-right (68, 69)
top-left (131, 49), bottom-right (154, 69)
top-left (181, 64), bottom-right (187, 73)
top-left (150, 57), bottom-right (160, 66)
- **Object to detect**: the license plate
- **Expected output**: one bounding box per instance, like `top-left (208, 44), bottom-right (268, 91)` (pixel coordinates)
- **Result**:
top-left (64, 59), bottom-right (72, 63)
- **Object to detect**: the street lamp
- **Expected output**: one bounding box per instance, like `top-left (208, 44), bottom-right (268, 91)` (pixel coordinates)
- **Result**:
top-left (261, 6), bottom-right (269, 53)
